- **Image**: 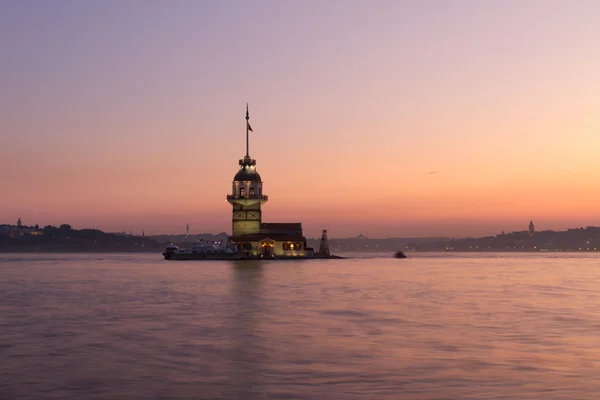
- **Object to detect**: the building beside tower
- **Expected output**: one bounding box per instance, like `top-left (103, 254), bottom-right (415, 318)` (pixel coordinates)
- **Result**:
top-left (227, 105), bottom-right (315, 258)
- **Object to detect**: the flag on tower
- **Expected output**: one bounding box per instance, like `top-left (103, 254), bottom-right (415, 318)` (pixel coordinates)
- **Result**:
top-left (247, 121), bottom-right (253, 132)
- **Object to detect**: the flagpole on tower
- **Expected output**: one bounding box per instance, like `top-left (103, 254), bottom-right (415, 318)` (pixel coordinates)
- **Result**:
top-left (245, 103), bottom-right (249, 157)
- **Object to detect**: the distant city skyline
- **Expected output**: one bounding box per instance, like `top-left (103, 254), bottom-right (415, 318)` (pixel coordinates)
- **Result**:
top-left (3, 216), bottom-right (598, 240)
top-left (2, 1), bottom-right (600, 237)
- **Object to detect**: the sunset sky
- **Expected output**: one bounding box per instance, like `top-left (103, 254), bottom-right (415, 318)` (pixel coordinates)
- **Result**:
top-left (2, 0), bottom-right (600, 238)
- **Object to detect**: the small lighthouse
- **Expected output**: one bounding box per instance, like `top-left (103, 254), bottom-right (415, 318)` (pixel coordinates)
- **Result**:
top-left (319, 230), bottom-right (330, 257)
top-left (226, 104), bottom-right (268, 236)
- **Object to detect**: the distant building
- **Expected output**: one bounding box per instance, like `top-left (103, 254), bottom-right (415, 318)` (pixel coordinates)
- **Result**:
top-left (226, 105), bottom-right (315, 257)
top-left (17, 217), bottom-right (22, 228)
top-left (529, 220), bottom-right (535, 236)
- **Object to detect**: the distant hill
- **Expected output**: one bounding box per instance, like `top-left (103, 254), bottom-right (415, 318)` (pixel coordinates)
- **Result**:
top-left (3, 224), bottom-right (599, 253)
top-left (308, 227), bottom-right (600, 253)
top-left (0, 225), bottom-right (161, 252)
top-left (411, 226), bottom-right (600, 252)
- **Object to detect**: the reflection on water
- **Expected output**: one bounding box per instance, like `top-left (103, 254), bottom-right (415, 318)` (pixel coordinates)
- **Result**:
top-left (1, 253), bottom-right (600, 399)
top-left (230, 260), bottom-right (265, 399)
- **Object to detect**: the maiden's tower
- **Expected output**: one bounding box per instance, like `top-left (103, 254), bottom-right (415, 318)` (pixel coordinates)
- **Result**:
top-left (226, 105), bottom-right (317, 258)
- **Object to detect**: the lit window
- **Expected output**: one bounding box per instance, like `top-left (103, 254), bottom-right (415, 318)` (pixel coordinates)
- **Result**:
top-left (249, 187), bottom-right (255, 196)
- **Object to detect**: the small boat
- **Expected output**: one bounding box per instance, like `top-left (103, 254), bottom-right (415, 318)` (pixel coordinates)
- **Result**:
top-left (163, 242), bottom-right (246, 260)
top-left (394, 250), bottom-right (407, 258)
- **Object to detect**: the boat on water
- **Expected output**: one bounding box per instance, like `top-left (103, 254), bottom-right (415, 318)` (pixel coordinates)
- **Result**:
top-left (394, 250), bottom-right (407, 258)
top-left (163, 242), bottom-right (246, 260)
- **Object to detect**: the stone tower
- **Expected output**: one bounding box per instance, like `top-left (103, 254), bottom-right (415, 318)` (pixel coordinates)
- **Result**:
top-left (529, 220), bottom-right (535, 236)
top-left (226, 105), bottom-right (268, 236)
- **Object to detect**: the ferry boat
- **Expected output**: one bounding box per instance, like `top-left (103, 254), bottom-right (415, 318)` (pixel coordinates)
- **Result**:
top-left (163, 242), bottom-right (246, 260)
top-left (162, 244), bottom-right (180, 259)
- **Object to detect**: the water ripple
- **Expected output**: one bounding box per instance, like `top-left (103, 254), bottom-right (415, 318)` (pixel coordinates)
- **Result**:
top-left (1, 253), bottom-right (600, 399)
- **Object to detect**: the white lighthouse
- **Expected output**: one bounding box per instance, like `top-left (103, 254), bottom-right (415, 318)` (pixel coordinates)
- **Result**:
top-left (226, 105), bottom-right (268, 236)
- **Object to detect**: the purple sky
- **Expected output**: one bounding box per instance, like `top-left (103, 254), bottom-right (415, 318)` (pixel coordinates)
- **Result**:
top-left (2, 1), bottom-right (600, 237)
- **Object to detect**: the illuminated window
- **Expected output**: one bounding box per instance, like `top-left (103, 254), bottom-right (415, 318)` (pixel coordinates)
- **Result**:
top-left (283, 242), bottom-right (301, 251)
top-left (240, 188), bottom-right (246, 196)
top-left (249, 187), bottom-right (255, 196)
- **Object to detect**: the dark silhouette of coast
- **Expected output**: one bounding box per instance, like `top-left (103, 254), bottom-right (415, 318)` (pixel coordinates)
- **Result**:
top-left (0, 224), bottom-right (160, 253)
top-left (315, 226), bottom-right (600, 253)
top-left (2, 223), bottom-right (600, 253)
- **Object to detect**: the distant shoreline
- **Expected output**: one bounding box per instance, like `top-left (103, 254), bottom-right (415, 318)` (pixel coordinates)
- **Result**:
top-left (2, 224), bottom-right (600, 254)
top-left (1, 249), bottom-right (599, 255)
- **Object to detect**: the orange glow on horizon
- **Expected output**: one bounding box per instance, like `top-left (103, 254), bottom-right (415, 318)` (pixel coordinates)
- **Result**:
top-left (2, 2), bottom-right (600, 237)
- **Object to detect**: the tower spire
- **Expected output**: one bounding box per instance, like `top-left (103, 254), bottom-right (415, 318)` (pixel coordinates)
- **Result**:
top-left (245, 103), bottom-right (250, 157)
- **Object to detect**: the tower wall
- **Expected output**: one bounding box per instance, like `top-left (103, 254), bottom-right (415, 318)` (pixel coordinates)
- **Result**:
top-left (231, 201), bottom-right (263, 236)
top-left (232, 181), bottom-right (263, 198)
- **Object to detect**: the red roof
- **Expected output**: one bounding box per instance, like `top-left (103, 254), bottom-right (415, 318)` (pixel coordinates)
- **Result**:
top-left (230, 233), bottom-right (306, 242)
top-left (260, 223), bottom-right (302, 230)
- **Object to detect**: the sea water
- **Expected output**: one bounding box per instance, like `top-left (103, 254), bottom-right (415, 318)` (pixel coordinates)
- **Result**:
top-left (1, 253), bottom-right (599, 399)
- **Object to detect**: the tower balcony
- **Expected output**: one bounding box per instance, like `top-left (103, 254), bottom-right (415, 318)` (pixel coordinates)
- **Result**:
top-left (227, 194), bottom-right (268, 206)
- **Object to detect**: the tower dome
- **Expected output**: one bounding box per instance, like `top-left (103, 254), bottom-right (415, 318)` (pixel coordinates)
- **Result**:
top-left (233, 156), bottom-right (262, 182)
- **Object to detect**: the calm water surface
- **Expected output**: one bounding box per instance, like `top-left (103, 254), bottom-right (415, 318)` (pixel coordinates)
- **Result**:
top-left (1, 253), bottom-right (599, 399)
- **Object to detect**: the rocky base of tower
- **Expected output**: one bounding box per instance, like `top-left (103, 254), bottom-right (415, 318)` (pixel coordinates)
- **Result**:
top-left (241, 253), bottom-right (345, 260)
